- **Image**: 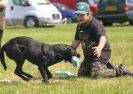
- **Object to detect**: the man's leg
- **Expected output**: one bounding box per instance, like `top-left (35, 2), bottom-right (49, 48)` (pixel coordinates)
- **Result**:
top-left (77, 62), bottom-right (91, 77)
top-left (90, 62), bottom-right (117, 78)
top-left (77, 61), bottom-right (117, 78)
top-left (78, 61), bottom-right (133, 78)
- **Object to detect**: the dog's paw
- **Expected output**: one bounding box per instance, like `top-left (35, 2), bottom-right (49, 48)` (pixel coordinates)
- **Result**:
top-left (42, 80), bottom-right (49, 84)
top-left (22, 77), bottom-right (30, 81)
top-left (26, 74), bottom-right (33, 79)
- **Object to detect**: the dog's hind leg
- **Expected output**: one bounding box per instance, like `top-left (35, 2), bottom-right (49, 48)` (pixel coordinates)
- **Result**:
top-left (14, 58), bottom-right (33, 81)
top-left (22, 71), bottom-right (33, 79)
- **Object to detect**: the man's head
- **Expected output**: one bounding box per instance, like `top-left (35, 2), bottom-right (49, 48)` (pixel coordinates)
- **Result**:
top-left (75, 2), bottom-right (90, 14)
top-left (75, 2), bottom-right (92, 24)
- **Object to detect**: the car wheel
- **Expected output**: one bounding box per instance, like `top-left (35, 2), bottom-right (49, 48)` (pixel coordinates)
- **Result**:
top-left (129, 20), bottom-right (133, 25)
top-left (102, 21), bottom-right (113, 26)
top-left (24, 17), bottom-right (39, 28)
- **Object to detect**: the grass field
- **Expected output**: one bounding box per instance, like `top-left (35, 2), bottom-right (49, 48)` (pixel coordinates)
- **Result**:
top-left (0, 24), bottom-right (133, 94)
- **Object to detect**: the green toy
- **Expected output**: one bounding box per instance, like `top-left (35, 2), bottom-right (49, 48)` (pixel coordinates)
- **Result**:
top-left (71, 56), bottom-right (80, 67)
top-left (54, 70), bottom-right (74, 78)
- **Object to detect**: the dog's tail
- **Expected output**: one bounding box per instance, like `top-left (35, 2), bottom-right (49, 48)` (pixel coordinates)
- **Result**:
top-left (0, 44), bottom-right (7, 70)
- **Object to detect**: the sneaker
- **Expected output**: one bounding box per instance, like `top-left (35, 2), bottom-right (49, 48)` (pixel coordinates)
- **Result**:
top-left (118, 64), bottom-right (133, 76)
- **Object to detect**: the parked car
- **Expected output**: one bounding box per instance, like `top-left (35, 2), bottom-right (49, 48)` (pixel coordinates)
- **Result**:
top-left (6, 0), bottom-right (62, 28)
top-left (49, 0), bottom-right (100, 16)
top-left (49, 0), bottom-right (77, 9)
top-left (95, 0), bottom-right (133, 26)
top-left (86, 0), bottom-right (99, 16)
top-left (53, 3), bottom-right (77, 23)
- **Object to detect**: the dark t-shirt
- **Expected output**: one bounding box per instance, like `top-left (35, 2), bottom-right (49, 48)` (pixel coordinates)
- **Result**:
top-left (74, 17), bottom-right (111, 64)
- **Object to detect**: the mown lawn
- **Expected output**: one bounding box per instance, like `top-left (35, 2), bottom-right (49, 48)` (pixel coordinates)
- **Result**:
top-left (0, 24), bottom-right (133, 94)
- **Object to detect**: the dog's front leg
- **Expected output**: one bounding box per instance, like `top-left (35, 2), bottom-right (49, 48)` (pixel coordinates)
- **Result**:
top-left (46, 68), bottom-right (52, 79)
top-left (38, 67), bottom-right (49, 83)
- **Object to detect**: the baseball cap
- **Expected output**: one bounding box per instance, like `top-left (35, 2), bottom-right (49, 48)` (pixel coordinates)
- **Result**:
top-left (74, 2), bottom-right (90, 14)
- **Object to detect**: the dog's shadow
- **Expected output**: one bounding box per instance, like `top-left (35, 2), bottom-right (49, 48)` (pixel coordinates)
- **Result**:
top-left (30, 76), bottom-right (78, 85)
top-left (32, 76), bottom-right (77, 81)
top-left (0, 76), bottom-right (78, 85)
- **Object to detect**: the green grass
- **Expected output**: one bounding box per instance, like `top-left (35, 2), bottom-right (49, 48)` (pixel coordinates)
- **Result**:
top-left (0, 24), bottom-right (133, 94)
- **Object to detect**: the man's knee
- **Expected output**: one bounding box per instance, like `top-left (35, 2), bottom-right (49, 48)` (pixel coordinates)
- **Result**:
top-left (77, 62), bottom-right (91, 77)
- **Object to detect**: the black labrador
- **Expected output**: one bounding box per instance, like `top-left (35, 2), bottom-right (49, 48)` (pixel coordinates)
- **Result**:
top-left (0, 36), bottom-right (80, 83)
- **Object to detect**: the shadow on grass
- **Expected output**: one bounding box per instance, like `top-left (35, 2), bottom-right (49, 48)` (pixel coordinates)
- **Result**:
top-left (6, 25), bottom-right (55, 30)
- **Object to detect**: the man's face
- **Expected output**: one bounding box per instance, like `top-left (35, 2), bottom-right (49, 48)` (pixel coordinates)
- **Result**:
top-left (76, 12), bottom-right (91, 24)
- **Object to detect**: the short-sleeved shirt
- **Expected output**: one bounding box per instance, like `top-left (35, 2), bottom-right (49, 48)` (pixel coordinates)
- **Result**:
top-left (74, 17), bottom-right (111, 64)
top-left (0, 0), bottom-right (6, 30)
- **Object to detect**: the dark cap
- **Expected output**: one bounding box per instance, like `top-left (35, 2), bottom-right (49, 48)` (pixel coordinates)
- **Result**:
top-left (74, 2), bottom-right (90, 14)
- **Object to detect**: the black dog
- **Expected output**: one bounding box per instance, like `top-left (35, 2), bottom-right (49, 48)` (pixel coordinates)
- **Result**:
top-left (0, 36), bottom-right (80, 83)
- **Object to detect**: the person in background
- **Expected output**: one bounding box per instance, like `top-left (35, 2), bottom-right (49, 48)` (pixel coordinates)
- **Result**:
top-left (71, 2), bottom-right (133, 78)
top-left (0, 0), bottom-right (6, 48)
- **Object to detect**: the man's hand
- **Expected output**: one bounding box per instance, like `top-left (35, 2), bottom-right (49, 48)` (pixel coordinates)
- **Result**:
top-left (92, 36), bottom-right (106, 57)
top-left (92, 47), bottom-right (102, 57)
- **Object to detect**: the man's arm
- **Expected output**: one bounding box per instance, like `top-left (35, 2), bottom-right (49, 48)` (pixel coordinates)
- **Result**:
top-left (71, 40), bottom-right (81, 50)
top-left (92, 36), bottom-right (106, 57)
top-left (98, 36), bottom-right (106, 50)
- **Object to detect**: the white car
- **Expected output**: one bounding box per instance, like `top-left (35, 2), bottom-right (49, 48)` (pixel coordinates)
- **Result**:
top-left (6, 0), bottom-right (62, 28)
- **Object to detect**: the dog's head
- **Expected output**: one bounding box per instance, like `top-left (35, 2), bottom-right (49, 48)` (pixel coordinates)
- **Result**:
top-left (63, 45), bottom-right (80, 62)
